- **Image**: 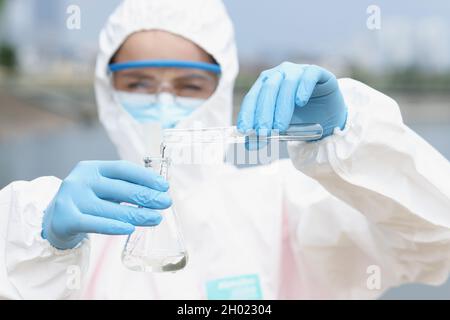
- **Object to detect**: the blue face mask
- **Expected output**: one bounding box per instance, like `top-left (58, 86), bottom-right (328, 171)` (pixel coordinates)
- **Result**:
top-left (113, 91), bottom-right (206, 128)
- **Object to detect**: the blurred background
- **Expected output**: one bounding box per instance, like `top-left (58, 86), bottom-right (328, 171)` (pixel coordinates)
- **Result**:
top-left (0, 0), bottom-right (449, 299)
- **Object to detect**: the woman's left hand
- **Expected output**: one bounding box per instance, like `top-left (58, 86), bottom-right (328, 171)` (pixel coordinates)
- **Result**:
top-left (237, 62), bottom-right (348, 139)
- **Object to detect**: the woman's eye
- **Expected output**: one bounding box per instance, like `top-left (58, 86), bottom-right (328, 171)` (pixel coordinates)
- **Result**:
top-left (127, 82), bottom-right (148, 89)
top-left (181, 84), bottom-right (202, 91)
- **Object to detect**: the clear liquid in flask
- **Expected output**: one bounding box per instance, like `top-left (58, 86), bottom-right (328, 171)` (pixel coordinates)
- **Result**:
top-left (121, 157), bottom-right (188, 273)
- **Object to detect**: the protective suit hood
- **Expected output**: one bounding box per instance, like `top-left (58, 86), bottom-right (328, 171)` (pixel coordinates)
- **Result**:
top-left (95, 0), bottom-right (239, 163)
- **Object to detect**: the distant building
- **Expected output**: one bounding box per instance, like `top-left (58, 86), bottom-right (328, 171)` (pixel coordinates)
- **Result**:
top-left (1, 0), bottom-right (100, 76)
top-left (350, 16), bottom-right (450, 72)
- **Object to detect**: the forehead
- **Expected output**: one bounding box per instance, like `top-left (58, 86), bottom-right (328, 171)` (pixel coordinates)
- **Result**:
top-left (113, 30), bottom-right (214, 64)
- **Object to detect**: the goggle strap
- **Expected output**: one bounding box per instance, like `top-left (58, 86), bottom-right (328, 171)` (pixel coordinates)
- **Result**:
top-left (109, 60), bottom-right (221, 74)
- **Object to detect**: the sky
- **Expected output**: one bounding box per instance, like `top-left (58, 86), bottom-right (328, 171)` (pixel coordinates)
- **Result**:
top-left (2, 0), bottom-right (450, 70)
top-left (226, 0), bottom-right (450, 56)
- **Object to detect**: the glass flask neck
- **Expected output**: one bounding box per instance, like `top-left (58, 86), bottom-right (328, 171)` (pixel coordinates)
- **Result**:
top-left (143, 157), bottom-right (170, 179)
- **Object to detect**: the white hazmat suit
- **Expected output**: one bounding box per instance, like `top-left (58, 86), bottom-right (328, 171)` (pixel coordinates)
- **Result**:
top-left (1, 0), bottom-right (450, 299)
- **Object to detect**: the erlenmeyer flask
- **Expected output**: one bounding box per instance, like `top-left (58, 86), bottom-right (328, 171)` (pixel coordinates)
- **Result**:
top-left (122, 157), bottom-right (188, 272)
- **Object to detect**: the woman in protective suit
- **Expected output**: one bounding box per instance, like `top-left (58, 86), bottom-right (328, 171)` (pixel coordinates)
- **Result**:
top-left (0, 0), bottom-right (449, 299)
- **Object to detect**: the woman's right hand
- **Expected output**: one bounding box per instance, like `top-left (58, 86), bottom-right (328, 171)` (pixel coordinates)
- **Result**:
top-left (42, 160), bottom-right (172, 249)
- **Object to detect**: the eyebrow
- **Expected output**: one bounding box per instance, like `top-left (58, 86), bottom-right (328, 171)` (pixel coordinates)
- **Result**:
top-left (174, 73), bottom-right (214, 81)
top-left (115, 72), bottom-right (156, 80)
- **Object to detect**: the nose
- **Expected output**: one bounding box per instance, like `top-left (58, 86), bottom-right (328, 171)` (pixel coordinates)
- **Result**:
top-left (156, 82), bottom-right (176, 96)
top-left (156, 92), bottom-right (177, 105)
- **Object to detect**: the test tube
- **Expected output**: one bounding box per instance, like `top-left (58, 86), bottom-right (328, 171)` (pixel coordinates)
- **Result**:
top-left (162, 123), bottom-right (323, 146)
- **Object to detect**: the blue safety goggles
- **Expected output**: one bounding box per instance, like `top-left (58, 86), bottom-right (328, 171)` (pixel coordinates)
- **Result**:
top-left (109, 59), bottom-right (221, 74)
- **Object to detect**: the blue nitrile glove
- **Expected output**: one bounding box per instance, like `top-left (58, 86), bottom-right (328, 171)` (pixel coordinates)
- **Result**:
top-left (237, 62), bottom-right (347, 139)
top-left (42, 160), bottom-right (172, 250)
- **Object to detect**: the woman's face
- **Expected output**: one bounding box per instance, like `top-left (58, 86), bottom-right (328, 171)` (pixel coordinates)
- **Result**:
top-left (112, 30), bottom-right (219, 99)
